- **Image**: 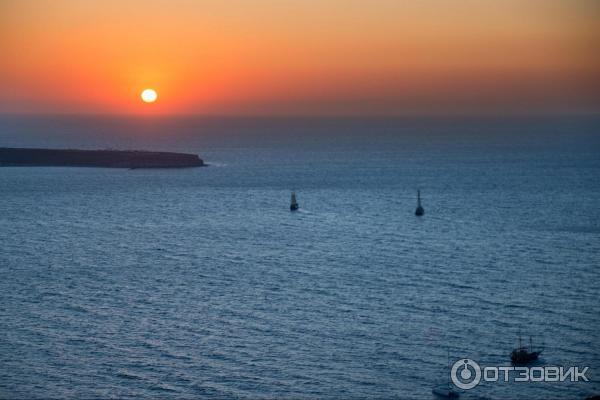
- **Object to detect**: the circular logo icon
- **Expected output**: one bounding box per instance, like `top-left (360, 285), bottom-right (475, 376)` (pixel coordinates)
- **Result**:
top-left (451, 358), bottom-right (482, 390)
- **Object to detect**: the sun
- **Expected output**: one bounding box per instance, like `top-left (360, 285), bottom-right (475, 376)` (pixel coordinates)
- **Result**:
top-left (141, 88), bottom-right (158, 103)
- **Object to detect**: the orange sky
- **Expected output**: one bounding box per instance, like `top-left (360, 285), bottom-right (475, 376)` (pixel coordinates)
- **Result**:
top-left (0, 0), bottom-right (598, 115)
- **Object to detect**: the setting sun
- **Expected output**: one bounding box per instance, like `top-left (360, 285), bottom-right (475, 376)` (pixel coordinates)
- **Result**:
top-left (141, 89), bottom-right (157, 103)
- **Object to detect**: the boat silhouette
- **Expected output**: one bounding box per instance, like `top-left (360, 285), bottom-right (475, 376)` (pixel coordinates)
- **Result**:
top-left (415, 189), bottom-right (424, 216)
top-left (511, 334), bottom-right (543, 364)
top-left (290, 191), bottom-right (299, 211)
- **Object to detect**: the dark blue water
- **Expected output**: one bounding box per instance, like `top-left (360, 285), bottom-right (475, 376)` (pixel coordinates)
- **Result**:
top-left (1, 116), bottom-right (599, 399)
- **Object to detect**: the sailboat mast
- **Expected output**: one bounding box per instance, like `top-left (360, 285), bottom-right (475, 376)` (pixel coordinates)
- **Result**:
top-left (418, 189), bottom-right (422, 207)
top-left (518, 331), bottom-right (522, 349)
top-left (530, 336), bottom-right (533, 350)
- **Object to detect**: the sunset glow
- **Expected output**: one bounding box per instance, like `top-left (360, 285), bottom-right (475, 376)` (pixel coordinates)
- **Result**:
top-left (141, 89), bottom-right (158, 103)
top-left (0, 0), bottom-right (598, 115)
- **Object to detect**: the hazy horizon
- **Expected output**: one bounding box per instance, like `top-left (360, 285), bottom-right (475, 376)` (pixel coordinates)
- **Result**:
top-left (1, 112), bottom-right (599, 118)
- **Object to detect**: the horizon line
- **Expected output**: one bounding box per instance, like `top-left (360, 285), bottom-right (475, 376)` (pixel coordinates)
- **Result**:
top-left (1, 111), bottom-right (599, 119)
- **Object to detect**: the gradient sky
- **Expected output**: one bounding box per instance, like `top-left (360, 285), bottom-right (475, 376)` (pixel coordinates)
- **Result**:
top-left (1, 0), bottom-right (598, 115)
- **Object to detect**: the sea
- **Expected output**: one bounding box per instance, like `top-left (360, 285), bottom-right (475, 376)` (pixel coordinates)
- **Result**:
top-left (0, 115), bottom-right (599, 399)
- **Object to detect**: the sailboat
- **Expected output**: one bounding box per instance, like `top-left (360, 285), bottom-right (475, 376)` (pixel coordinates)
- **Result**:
top-left (511, 333), bottom-right (543, 364)
top-left (415, 189), bottom-right (424, 216)
top-left (290, 191), bottom-right (299, 211)
top-left (432, 350), bottom-right (460, 398)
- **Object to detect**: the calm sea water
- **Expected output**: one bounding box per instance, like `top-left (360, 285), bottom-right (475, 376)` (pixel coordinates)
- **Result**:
top-left (1, 116), bottom-right (599, 399)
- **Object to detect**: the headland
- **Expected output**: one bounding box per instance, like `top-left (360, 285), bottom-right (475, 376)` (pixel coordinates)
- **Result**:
top-left (0, 147), bottom-right (205, 168)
